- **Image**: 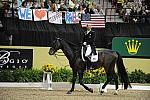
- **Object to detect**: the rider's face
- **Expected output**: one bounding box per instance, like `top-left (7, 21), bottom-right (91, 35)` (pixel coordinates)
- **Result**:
top-left (87, 24), bottom-right (92, 31)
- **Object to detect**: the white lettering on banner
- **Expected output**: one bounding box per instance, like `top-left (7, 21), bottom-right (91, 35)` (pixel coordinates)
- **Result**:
top-left (9, 59), bottom-right (15, 63)
top-left (0, 50), bottom-right (29, 68)
top-left (25, 66), bottom-right (27, 68)
top-left (0, 50), bottom-right (20, 65)
top-left (0, 50), bottom-right (10, 65)
top-left (22, 59), bottom-right (28, 63)
top-left (17, 59), bottom-right (20, 63)
top-left (9, 59), bottom-right (28, 64)
top-left (12, 65), bottom-right (16, 68)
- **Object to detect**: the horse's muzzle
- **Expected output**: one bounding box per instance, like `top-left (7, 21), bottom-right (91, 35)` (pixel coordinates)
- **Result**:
top-left (49, 48), bottom-right (55, 55)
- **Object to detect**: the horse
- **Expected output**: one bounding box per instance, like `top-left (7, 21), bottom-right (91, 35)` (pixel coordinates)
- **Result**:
top-left (49, 37), bottom-right (131, 95)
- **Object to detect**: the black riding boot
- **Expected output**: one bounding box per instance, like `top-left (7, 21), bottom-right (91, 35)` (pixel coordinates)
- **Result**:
top-left (85, 57), bottom-right (91, 70)
top-left (91, 45), bottom-right (96, 55)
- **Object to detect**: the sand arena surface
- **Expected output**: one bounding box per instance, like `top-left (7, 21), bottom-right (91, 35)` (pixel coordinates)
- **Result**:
top-left (0, 88), bottom-right (149, 100)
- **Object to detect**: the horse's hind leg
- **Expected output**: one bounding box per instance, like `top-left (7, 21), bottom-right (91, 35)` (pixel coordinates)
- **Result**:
top-left (100, 75), bottom-right (112, 94)
top-left (113, 73), bottom-right (119, 95)
top-left (101, 59), bottom-right (116, 94)
top-left (101, 73), bottom-right (119, 95)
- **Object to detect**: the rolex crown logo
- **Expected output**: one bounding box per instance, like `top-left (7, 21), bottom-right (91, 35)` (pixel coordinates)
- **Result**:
top-left (125, 39), bottom-right (141, 55)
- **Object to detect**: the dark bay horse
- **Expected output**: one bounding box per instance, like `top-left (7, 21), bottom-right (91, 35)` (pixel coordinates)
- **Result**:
top-left (49, 38), bottom-right (131, 95)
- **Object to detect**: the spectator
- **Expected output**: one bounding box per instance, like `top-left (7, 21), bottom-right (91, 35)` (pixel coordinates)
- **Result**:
top-left (130, 6), bottom-right (138, 22)
top-left (78, 4), bottom-right (86, 14)
top-left (139, 6), bottom-right (147, 23)
top-left (51, 2), bottom-right (57, 12)
top-left (91, 1), bottom-right (98, 14)
top-left (21, 1), bottom-right (27, 8)
top-left (2, 2), bottom-right (10, 17)
top-left (26, 0), bottom-right (33, 8)
top-left (68, 0), bottom-right (76, 12)
top-left (116, 0), bottom-right (124, 14)
top-left (85, 4), bottom-right (94, 14)
top-left (51, 0), bottom-right (55, 3)
top-left (95, 4), bottom-right (104, 15)
top-left (58, 3), bottom-right (67, 12)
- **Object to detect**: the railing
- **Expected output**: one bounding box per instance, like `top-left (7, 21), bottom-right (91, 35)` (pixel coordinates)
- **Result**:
top-left (105, 8), bottom-right (150, 23)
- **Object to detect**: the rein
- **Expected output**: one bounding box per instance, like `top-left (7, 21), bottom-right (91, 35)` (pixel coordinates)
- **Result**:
top-left (53, 53), bottom-right (68, 67)
top-left (60, 38), bottom-right (81, 54)
top-left (52, 38), bottom-right (82, 65)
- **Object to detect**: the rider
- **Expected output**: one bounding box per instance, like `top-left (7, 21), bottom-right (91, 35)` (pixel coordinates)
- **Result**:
top-left (82, 24), bottom-right (96, 70)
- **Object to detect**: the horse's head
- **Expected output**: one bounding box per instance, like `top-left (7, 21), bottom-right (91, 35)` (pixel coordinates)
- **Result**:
top-left (49, 37), bottom-right (62, 55)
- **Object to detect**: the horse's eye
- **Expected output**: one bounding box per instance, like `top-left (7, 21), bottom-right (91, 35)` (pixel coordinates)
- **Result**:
top-left (52, 40), bottom-right (56, 45)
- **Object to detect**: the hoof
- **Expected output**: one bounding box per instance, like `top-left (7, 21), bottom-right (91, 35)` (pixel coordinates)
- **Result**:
top-left (66, 91), bottom-right (72, 94)
top-left (114, 93), bottom-right (118, 95)
top-left (100, 91), bottom-right (104, 95)
top-left (89, 88), bottom-right (93, 93)
top-left (114, 89), bottom-right (119, 95)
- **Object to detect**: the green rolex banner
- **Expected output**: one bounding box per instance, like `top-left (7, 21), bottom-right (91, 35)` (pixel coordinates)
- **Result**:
top-left (112, 37), bottom-right (150, 58)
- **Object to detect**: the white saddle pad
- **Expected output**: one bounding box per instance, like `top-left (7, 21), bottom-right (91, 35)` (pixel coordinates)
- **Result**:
top-left (81, 46), bottom-right (98, 62)
top-left (91, 51), bottom-right (98, 62)
top-left (85, 45), bottom-right (92, 57)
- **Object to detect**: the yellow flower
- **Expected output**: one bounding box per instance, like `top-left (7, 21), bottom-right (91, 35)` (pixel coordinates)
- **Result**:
top-left (42, 64), bottom-right (56, 73)
top-left (85, 71), bottom-right (94, 77)
top-left (92, 67), bottom-right (106, 75)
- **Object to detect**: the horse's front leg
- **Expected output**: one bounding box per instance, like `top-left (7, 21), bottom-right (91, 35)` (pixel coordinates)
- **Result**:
top-left (67, 69), bottom-right (77, 94)
top-left (78, 70), bottom-right (93, 93)
top-left (114, 74), bottom-right (119, 95)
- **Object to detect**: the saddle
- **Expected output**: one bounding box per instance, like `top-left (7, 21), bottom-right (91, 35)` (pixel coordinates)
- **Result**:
top-left (81, 45), bottom-right (98, 62)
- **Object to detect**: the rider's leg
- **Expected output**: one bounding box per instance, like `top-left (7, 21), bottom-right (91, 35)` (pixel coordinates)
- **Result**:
top-left (91, 45), bottom-right (96, 55)
top-left (85, 57), bottom-right (91, 70)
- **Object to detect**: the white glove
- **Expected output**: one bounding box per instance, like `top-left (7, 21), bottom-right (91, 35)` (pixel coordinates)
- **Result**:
top-left (83, 42), bottom-right (87, 45)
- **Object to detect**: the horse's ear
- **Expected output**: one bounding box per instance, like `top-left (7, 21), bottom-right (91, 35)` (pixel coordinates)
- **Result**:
top-left (55, 33), bottom-right (59, 38)
top-left (55, 32), bottom-right (61, 39)
top-left (55, 32), bottom-right (63, 40)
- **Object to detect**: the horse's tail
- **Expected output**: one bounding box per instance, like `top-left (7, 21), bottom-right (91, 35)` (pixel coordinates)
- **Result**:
top-left (116, 52), bottom-right (131, 89)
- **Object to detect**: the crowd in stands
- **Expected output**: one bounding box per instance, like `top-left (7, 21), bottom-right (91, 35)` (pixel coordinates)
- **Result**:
top-left (0, 0), bottom-right (104, 17)
top-left (111, 0), bottom-right (150, 23)
top-left (0, 0), bottom-right (150, 23)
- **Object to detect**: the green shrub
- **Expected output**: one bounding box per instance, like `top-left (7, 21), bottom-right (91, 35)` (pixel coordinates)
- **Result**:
top-left (0, 70), bottom-right (15, 82)
top-left (145, 73), bottom-right (150, 83)
top-left (128, 69), bottom-right (146, 83)
top-left (0, 68), bottom-right (150, 84)
top-left (52, 67), bottom-right (72, 82)
top-left (0, 69), bottom-right (43, 82)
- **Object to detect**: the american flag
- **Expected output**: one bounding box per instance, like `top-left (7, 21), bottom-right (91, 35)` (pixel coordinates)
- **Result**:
top-left (81, 14), bottom-right (105, 28)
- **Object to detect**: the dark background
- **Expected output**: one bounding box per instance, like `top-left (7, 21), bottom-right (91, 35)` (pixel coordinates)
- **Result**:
top-left (0, 17), bottom-right (150, 49)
